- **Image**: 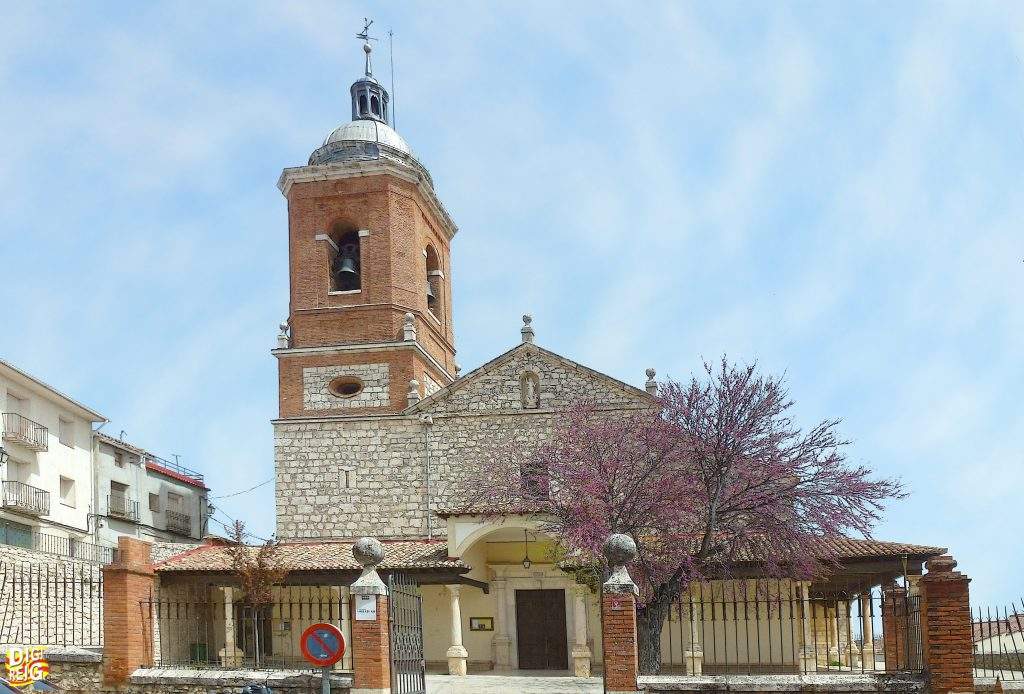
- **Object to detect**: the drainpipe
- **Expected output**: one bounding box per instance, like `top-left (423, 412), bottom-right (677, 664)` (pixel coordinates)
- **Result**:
top-left (419, 414), bottom-right (433, 540)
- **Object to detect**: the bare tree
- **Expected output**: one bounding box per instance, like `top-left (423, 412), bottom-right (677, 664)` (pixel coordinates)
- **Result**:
top-left (225, 520), bottom-right (288, 667)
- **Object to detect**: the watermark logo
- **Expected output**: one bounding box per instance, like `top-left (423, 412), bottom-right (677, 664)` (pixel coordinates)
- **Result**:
top-left (4, 646), bottom-right (49, 688)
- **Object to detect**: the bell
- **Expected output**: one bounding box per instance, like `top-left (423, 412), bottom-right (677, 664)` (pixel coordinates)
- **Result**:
top-left (337, 257), bottom-right (357, 276)
top-left (426, 280), bottom-right (437, 306)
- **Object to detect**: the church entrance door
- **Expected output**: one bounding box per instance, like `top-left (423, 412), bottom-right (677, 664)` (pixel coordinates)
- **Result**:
top-left (514, 589), bottom-right (568, 670)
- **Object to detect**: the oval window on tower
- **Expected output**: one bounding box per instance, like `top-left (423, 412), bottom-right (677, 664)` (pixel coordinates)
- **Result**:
top-left (329, 376), bottom-right (364, 399)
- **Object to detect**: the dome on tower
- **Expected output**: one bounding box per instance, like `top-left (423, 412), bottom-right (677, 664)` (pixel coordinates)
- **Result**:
top-left (307, 36), bottom-right (432, 188)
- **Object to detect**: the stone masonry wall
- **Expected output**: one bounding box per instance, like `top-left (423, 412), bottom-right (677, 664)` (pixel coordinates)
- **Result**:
top-left (42, 656), bottom-right (352, 693)
top-left (0, 545), bottom-right (104, 648)
top-left (275, 346), bottom-right (650, 539)
top-left (422, 369), bottom-right (442, 396)
top-left (303, 362), bottom-right (390, 410)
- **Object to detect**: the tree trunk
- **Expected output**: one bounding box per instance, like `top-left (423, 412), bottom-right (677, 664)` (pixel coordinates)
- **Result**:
top-left (637, 601), bottom-right (670, 675)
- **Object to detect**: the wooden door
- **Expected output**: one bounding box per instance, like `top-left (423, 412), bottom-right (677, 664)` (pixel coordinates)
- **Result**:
top-left (515, 589), bottom-right (568, 670)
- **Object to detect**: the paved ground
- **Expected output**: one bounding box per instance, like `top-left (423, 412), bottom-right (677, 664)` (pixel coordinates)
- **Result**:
top-left (426, 671), bottom-right (603, 693)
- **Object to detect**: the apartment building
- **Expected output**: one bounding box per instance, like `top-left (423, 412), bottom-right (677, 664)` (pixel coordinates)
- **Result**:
top-left (94, 432), bottom-right (209, 545)
top-left (1, 359), bottom-right (106, 557)
top-left (0, 359), bottom-right (209, 560)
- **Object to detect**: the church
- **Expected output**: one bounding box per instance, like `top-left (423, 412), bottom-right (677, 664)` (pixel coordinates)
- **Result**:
top-left (154, 38), bottom-right (944, 677)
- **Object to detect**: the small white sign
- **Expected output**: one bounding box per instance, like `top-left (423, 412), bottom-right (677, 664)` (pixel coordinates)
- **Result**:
top-left (355, 594), bottom-right (377, 621)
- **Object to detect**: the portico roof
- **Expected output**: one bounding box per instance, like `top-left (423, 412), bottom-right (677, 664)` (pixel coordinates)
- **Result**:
top-left (155, 538), bottom-right (467, 573)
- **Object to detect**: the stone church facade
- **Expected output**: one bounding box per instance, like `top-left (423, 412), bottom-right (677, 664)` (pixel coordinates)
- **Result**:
top-left (155, 40), bottom-right (946, 678)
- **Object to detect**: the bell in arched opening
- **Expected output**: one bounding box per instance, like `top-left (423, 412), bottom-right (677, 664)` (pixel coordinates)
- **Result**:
top-left (332, 233), bottom-right (361, 292)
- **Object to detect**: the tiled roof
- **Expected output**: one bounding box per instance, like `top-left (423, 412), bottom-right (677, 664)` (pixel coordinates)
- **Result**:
top-left (555, 536), bottom-right (945, 570)
top-left (436, 503), bottom-right (549, 518)
top-left (811, 537), bottom-right (945, 560)
top-left (155, 539), bottom-right (466, 573)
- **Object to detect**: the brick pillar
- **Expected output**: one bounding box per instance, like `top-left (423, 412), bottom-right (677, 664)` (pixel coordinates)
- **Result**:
top-left (102, 536), bottom-right (156, 685)
top-left (881, 581), bottom-right (908, 671)
top-left (350, 538), bottom-right (391, 694)
top-left (601, 534), bottom-right (640, 694)
top-left (920, 555), bottom-right (973, 694)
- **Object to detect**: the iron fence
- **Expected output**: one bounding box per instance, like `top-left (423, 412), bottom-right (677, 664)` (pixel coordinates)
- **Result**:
top-left (0, 560), bottom-right (104, 647)
top-left (3, 528), bottom-right (117, 564)
top-left (146, 586), bottom-right (353, 671)
top-left (973, 602), bottom-right (1024, 680)
top-left (662, 581), bottom-right (922, 675)
top-left (388, 572), bottom-right (425, 694)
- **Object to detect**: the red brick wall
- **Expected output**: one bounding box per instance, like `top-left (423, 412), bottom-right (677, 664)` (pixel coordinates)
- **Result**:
top-left (602, 591), bottom-right (639, 693)
top-left (920, 555), bottom-right (973, 694)
top-left (881, 583), bottom-right (908, 670)
top-left (351, 595), bottom-right (391, 690)
top-left (283, 175), bottom-right (456, 360)
top-left (102, 537), bottom-right (156, 685)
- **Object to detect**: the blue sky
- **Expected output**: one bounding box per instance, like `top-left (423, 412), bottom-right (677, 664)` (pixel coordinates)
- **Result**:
top-left (1, 3), bottom-right (1021, 605)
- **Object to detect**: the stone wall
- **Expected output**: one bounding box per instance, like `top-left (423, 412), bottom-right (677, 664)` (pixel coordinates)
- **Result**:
top-left (303, 363), bottom-right (390, 410)
top-left (42, 656), bottom-right (352, 693)
top-left (275, 345), bottom-right (651, 539)
top-left (0, 545), bottom-right (104, 648)
top-left (638, 674), bottom-right (925, 693)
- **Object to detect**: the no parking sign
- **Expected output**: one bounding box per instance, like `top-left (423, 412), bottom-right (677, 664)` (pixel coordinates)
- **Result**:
top-left (299, 623), bottom-right (346, 668)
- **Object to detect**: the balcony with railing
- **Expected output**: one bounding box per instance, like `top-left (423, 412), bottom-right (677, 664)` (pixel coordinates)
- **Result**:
top-left (144, 454), bottom-right (206, 488)
top-left (108, 493), bottom-right (140, 522)
top-left (2, 480), bottom-right (51, 516)
top-left (165, 509), bottom-right (192, 536)
top-left (2, 413), bottom-right (48, 452)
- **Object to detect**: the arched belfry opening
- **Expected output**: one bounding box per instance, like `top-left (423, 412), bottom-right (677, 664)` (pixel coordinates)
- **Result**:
top-left (425, 245), bottom-right (442, 320)
top-left (331, 229), bottom-right (361, 292)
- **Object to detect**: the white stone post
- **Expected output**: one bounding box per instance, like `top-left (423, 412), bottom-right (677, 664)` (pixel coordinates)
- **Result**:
top-left (684, 591), bottom-right (703, 675)
top-left (860, 592), bottom-right (875, 669)
top-left (492, 579), bottom-right (512, 670)
top-left (446, 585), bottom-right (468, 676)
top-left (571, 586), bottom-right (593, 677)
top-left (403, 312), bottom-right (417, 341)
top-left (799, 582), bottom-right (816, 673)
top-left (219, 586), bottom-right (243, 667)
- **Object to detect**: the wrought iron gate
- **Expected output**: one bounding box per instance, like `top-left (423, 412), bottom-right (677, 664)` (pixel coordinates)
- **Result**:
top-left (388, 572), bottom-right (425, 694)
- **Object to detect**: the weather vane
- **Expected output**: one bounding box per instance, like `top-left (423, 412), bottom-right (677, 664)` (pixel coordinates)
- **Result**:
top-left (356, 17), bottom-right (375, 43)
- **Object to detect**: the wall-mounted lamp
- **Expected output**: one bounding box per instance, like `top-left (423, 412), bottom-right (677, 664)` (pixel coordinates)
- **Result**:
top-left (521, 529), bottom-right (532, 570)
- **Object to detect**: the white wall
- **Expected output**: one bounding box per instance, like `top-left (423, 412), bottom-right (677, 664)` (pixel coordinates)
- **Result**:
top-left (93, 438), bottom-right (208, 546)
top-left (1, 369), bottom-right (98, 542)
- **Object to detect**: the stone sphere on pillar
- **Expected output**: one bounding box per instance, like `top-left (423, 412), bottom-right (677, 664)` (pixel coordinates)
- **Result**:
top-left (602, 533), bottom-right (637, 568)
top-left (352, 537), bottom-right (385, 568)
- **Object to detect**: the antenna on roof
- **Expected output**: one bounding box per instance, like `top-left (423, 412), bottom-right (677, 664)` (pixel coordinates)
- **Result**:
top-left (389, 28), bottom-right (397, 129)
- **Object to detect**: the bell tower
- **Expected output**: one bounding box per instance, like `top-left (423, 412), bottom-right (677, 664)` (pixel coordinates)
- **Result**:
top-left (273, 32), bottom-right (457, 418)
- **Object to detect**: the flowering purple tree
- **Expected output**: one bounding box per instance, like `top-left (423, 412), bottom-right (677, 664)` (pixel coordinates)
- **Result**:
top-left (465, 358), bottom-right (905, 674)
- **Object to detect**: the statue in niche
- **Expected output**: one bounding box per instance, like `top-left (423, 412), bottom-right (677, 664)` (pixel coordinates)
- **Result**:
top-left (520, 371), bottom-right (540, 409)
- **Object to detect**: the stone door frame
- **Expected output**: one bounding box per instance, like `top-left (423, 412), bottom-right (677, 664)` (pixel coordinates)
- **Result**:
top-left (490, 563), bottom-right (587, 671)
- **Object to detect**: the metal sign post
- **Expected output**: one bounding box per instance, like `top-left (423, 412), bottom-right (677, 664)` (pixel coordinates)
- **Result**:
top-left (299, 623), bottom-right (346, 694)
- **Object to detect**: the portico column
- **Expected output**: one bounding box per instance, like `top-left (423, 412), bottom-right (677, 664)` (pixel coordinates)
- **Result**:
top-left (446, 585), bottom-right (468, 676)
top-left (492, 579), bottom-right (512, 670)
top-left (219, 586), bottom-right (242, 667)
top-left (799, 582), bottom-right (816, 673)
top-left (571, 586), bottom-right (593, 677)
top-left (860, 592), bottom-right (874, 669)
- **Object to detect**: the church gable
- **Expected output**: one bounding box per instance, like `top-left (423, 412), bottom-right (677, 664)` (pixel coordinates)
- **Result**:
top-left (411, 342), bottom-right (651, 416)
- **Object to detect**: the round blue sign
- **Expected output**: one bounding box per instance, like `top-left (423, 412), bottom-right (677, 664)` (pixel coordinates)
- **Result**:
top-left (299, 622), bottom-right (346, 667)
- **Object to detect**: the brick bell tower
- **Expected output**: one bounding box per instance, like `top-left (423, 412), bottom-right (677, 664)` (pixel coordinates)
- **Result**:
top-left (273, 37), bottom-right (457, 418)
